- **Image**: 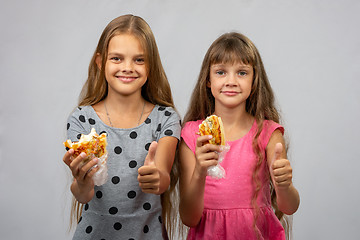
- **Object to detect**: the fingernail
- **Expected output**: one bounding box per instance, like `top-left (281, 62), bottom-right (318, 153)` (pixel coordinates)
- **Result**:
top-left (93, 158), bottom-right (98, 163)
top-left (80, 152), bottom-right (86, 158)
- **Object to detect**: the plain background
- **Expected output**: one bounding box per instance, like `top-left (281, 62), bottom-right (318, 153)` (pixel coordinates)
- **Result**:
top-left (1, 0), bottom-right (359, 239)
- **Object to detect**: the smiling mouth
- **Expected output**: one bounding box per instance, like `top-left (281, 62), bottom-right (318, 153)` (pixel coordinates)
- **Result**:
top-left (116, 76), bottom-right (138, 82)
top-left (221, 91), bottom-right (239, 96)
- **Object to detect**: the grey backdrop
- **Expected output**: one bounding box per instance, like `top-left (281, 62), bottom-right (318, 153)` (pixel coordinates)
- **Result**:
top-left (1, 0), bottom-right (359, 239)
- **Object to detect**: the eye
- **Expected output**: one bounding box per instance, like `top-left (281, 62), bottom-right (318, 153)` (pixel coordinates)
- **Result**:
top-left (135, 57), bottom-right (145, 64)
top-left (238, 71), bottom-right (247, 76)
top-left (216, 70), bottom-right (225, 76)
top-left (110, 57), bottom-right (121, 62)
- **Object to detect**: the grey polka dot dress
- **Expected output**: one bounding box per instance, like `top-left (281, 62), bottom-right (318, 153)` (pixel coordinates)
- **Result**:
top-left (66, 105), bottom-right (181, 240)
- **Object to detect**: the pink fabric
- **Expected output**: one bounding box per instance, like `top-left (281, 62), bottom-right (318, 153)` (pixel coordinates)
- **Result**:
top-left (181, 120), bottom-right (285, 240)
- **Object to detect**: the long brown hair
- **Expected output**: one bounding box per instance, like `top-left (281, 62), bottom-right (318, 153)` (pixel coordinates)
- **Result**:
top-left (183, 32), bottom-right (291, 239)
top-left (70, 14), bottom-right (179, 238)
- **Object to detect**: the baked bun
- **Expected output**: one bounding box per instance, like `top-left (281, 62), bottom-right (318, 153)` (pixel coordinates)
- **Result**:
top-left (199, 115), bottom-right (225, 145)
top-left (64, 128), bottom-right (107, 162)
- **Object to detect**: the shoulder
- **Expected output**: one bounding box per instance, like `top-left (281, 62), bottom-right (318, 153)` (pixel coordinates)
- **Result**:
top-left (263, 120), bottom-right (284, 134)
top-left (180, 120), bottom-right (203, 152)
top-left (182, 120), bottom-right (202, 135)
top-left (258, 120), bottom-right (284, 147)
top-left (154, 105), bottom-right (180, 120)
top-left (152, 105), bottom-right (181, 140)
top-left (66, 105), bottom-right (95, 141)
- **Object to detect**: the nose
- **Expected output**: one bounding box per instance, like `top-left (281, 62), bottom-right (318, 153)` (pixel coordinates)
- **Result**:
top-left (225, 73), bottom-right (238, 87)
top-left (122, 60), bottom-right (134, 73)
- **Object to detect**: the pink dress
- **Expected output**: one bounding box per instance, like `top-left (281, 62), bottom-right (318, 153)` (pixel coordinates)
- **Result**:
top-left (181, 120), bottom-right (285, 240)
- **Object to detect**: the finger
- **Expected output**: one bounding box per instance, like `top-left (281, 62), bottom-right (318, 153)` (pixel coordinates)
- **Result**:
top-left (70, 152), bottom-right (88, 168)
top-left (141, 187), bottom-right (159, 194)
top-left (196, 135), bottom-right (213, 148)
top-left (197, 142), bottom-right (221, 154)
top-left (85, 165), bottom-right (99, 179)
top-left (63, 149), bottom-right (74, 166)
top-left (144, 141), bottom-right (157, 166)
top-left (138, 176), bottom-right (157, 184)
top-left (138, 165), bottom-right (156, 176)
top-left (77, 158), bottom-right (99, 180)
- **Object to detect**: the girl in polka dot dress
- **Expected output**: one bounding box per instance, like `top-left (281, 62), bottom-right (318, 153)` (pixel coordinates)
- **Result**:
top-left (63, 15), bottom-right (181, 240)
top-left (179, 32), bottom-right (300, 239)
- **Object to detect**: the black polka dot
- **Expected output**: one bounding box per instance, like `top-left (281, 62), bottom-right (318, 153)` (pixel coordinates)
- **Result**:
top-left (100, 131), bottom-right (107, 135)
top-left (65, 147), bottom-right (70, 151)
top-left (129, 131), bottom-right (137, 139)
top-left (112, 176), bottom-right (120, 184)
top-left (156, 124), bottom-right (161, 131)
top-left (114, 222), bottom-right (122, 230)
top-left (143, 202), bottom-right (151, 210)
top-left (88, 118), bottom-right (96, 125)
top-left (85, 226), bottom-right (92, 233)
top-left (164, 129), bottom-right (173, 136)
top-left (145, 142), bottom-right (151, 151)
top-left (84, 203), bottom-right (89, 211)
top-left (114, 146), bottom-right (122, 154)
top-left (165, 111), bottom-right (171, 116)
top-left (96, 191), bottom-right (103, 199)
top-left (77, 134), bottom-right (82, 140)
top-left (127, 191), bottom-right (136, 199)
top-left (158, 107), bottom-right (165, 111)
top-left (158, 215), bottom-right (162, 223)
top-left (143, 225), bottom-right (149, 233)
top-left (109, 207), bottom-right (118, 215)
top-left (129, 238), bottom-right (135, 240)
top-left (129, 160), bottom-right (137, 168)
top-left (67, 123), bottom-right (70, 130)
top-left (78, 107), bottom-right (82, 110)
top-left (78, 216), bottom-right (82, 223)
top-left (145, 118), bottom-right (151, 124)
top-left (79, 115), bottom-right (86, 123)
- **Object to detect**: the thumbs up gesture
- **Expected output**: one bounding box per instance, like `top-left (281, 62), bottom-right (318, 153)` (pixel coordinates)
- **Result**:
top-left (138, 141), bottom-right (161, 194)
top-left (270, 143), bottom-right (293, 189)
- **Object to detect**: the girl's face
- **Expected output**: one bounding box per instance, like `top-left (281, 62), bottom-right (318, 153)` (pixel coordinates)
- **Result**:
top-left (103, 33), bottom-right (148, 98)
top-left (208, 61), bottom-right (254, 109)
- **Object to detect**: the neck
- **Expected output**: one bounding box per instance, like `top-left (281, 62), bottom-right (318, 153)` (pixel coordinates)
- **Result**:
top-left (214, 104), bottom-right (254, 134)
top-left (105, 92), bottom-right (144, 113)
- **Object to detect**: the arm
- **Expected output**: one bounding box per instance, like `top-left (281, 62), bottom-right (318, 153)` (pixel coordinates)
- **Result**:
top-left (266, 130), bottom-right (300, 215)
top-left (138, 136), bottom-right (178, 195)
top-left (63, 149), bottom-right (99, 203)
top-left (179, 135), bottom-right (221, 227)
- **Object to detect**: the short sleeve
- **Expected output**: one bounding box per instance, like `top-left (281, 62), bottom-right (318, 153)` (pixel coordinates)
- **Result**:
top-left (157, 107), bottom-right (181, 141)
top-left (66, 106), bottom-right (91, 142)
top-left (260, 120), bottom-right (284, 148)
top-left (181, 121), bottom-right (202, 153)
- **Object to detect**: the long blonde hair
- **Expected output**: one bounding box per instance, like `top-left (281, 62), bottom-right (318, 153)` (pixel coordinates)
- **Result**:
top-left (183, 32), bottom-right (291, 239)
top-left (70, 14), bottom-right (179, 238)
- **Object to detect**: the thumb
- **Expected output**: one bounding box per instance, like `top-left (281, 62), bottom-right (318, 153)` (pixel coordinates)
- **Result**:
top-left (144, 141), bottom-right (157, 166)
top-left (272, 143), bottom-right (283, 166)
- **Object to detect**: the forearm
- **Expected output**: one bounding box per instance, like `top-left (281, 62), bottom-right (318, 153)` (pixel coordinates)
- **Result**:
top-left (70, 179), bottom-right (95, 204)
top-left (180, 170), bottom-right (207, 227)
top-left (276, 183), bottom-right (300, 215)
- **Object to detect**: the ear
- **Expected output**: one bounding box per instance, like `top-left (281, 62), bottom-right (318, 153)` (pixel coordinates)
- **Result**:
top-left (95, 53), bottom-right (102, 70)
top-left (206, 79), bottom-right (211, 88)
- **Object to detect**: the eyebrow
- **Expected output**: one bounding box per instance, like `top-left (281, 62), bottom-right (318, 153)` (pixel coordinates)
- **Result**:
top-left (108, 52), bottom-right (145, 57)
top-left (211, 64), bottom-right (251, 69)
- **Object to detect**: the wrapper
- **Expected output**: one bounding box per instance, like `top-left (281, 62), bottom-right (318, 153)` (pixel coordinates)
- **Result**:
top-left (207, 144), bottom-right (230, 179)
top-left (88, 153), bottom-right (108, 186)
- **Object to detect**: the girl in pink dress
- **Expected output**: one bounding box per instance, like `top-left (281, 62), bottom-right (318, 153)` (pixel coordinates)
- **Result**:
top-left (179, 32), bottom-right (300, 240)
